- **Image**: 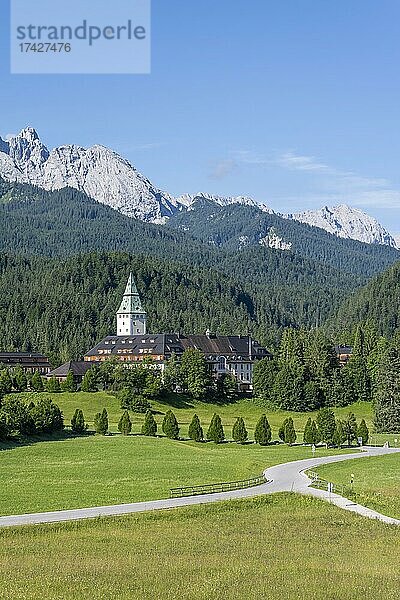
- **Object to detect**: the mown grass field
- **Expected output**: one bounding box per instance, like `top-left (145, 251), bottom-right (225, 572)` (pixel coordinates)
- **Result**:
top-left (39, 391), bottom-right (378, 437)
top-left (1, 392), bottom-right (395, 517)
top-left (0, 434), bottom-right (350, 516)
top-left (0, 494), bottom-right (399, 600)
top-left (315, 453), bottom-right (400, 519)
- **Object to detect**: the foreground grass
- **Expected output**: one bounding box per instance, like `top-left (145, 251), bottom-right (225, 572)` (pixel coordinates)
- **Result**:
top-left (315, 453), bottom-right (400, 519)
top-left (0, 494), bottom-right (399, 600)
top-left (0, 435), bottom-right (349, 516)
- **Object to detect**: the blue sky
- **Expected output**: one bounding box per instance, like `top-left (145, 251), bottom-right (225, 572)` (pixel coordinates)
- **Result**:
top-left (1, 0), bottom-right (400, 233)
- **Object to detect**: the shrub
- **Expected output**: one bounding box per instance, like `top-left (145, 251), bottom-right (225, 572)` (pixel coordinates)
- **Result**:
top-left (118, 388), bottom-right (151, 413)
top-left (94, 408), bottom-right (108, 435)
top-left (30, 398), bottom-right (64, 434)
top-left (71, 409), bottom-right (87, 433)
top-left (31, 371), bottom-right (44, 392)
top-left (357, 419), bottom-right (369, 445)
top-left (141, 410), bottom-right (157, 436)
top-left (162, 410), bottom-right (180, 440)
top-left (254, 414), bottom-right (272, 446)
top-left (316, 407), bottom-right (336, 446)
top-left (232, 417), bottom-right (248, 444)
top-left (188, 414), bottom-right (203, 442)
top-left (284, 418), bottom-right (296, 445)
top-left (62, 371), bottom-right (77, 393)
top-left (207, 413), bottom-right (225, 444)
top-left (46, 377), bottom-right (61, 393)
top-left (118, 410), bottom-right (132, 436)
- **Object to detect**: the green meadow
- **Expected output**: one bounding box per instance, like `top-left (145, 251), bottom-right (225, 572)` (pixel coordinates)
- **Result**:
top-left (41, 391), bottom-right (376, 436)
top-left (315, 453), bottom-right (400, 519)
top-left (0, 494), bottom-right (399, 600)
top-left (0, 434), bottom-right (348, 516)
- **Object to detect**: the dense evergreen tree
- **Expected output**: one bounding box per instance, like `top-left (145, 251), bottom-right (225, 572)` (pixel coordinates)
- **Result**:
top-left (357, 419), bottom-right (369, 445)
top-left (342, 412), bottom-right (358, 446)
top-left (232, 417), bottom-right (248, 444)
top-left (303, 417), bottom-right (320, 444)
top-left (0, 369), bottom-right (13, 395)
top-left (374, 343), bottom-right (400, 433)
top-left (46, 377), bottom-right (61, 393)
top-left (283, 418), bottom-right (296, 445)
top-left (254, 414), bottom-right (272, 446)
top-left (278, 418), bottom-right (290, 442)
top-left (81, 369), bottom-right (98, 393)
top-left (253, 358), bottom-right (277, 402)
top-left (207, 413), bottom-right (225, 444)
top-left (31, 371), bottom-right (44, 392)
top-left (345, 327), bottom-right (371, 403)
top-left (162, 410), bottom-right (180, 440)
top-left (188, 414), bottom-right (203, 442)
top-left (94, 408), bottom-right (108, 435)
top-left (71, 408), bottom-right (87, 433)
top-left (141, 410), bottom-right (157, 436)
top-left (316, 408), bottom-right (336, 446)
top-left (62, 371), bottom-right (77, 393)
top-left (13, 367), bottom-right (28, 392)
top-left (118, 410), bottom-right (132, 436)
top-left (333, 420), bottom-right (346, 448)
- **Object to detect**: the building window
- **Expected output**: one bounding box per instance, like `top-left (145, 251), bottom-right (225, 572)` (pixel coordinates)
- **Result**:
top-left (218, 356), bottom-right (227, 371)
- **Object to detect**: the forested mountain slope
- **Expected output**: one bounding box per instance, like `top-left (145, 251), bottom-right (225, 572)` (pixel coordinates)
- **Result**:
top-left (167, 198), bottom-right (400, 278)
top-left (327, 261), bottom-right (400, 339)
top-left (1, 180), bottom-right (399, 361)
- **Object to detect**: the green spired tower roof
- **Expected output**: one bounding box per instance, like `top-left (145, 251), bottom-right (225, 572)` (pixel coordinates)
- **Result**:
top-left (117, 273), bottom-right (146, 315)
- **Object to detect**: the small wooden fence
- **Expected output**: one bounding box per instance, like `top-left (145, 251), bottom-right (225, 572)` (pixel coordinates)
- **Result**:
top-left (308, 471), bottom-right (356, 499)
top-left (170, 474), bottom-right (268, 498)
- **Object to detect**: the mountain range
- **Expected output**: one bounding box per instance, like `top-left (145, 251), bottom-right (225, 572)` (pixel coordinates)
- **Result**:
top-left (0, 127), bottom-right (397, 248)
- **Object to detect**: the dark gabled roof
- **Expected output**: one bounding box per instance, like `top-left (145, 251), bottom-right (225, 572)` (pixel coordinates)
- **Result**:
top-left (0, 352), bottom-right (48, 359)
top-left (85, 333), bottom-right (271, 360)
top-left (179, 334), bottom-right (270, 358)
top-left (85, 334), bottom-right (168, 358)
top-left (48, 361), bottom-right (93, 377)
top-left (0, 352), bottom-right (49, 367)
top-left (335, 345), bottom-right (353, 354)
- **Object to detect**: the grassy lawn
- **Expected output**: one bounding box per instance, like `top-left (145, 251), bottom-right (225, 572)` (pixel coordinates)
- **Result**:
top-left (36, 391), bottom-right (378, 438)
top-left (0, 494), bottom-right (399, 600)
top-left (0, 434), bottom-right (348, 516)
top-left (315, 453), bottom-right (400, 519)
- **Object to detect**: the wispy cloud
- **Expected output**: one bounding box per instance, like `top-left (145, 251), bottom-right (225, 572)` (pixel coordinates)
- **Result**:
top-left (230, 149), bottom-right (400, 209)
top-left (209, 158), bottom-right (238, 180)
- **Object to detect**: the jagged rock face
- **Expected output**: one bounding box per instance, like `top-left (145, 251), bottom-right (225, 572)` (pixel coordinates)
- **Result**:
top-left (0, 128), bottom-right (397, 247)
top-left (0, 128), bottom-right (178, 223)
top-left (176, 193), bottom-right (274, 214)
top-left (287, 205), bottom-right (397, 248)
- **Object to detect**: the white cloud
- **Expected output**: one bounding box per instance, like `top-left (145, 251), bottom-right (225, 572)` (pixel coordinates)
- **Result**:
top-left (231, 149), bottom-right (400, 209)
top-left (209, 158), bottom-right (238, 180)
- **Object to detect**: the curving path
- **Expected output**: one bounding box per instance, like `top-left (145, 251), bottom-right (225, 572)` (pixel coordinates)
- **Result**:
top-left (0, 446), bottom-right (399, 528)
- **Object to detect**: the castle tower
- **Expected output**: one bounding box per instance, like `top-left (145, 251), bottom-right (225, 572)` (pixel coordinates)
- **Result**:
top-left (117, 273), bottom-right (147, 336)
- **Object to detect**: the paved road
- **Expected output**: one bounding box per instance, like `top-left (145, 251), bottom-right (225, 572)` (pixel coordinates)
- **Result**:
top-left (0, 446), bottom-right (399, 528)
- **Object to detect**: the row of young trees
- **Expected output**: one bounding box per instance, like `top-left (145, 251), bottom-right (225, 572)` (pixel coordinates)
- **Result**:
top-left (88, 407), bottom-right (368, 448)
top-left (0, 394), bottom-right (64, 440)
